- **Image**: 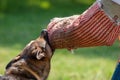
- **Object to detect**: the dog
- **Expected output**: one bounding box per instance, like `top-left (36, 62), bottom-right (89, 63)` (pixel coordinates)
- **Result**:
top-left (0, 29), bottom-right (54, 80)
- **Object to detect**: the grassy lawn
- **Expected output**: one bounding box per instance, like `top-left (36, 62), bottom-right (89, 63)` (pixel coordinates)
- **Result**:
top-left (48, 46), bottom-right (120, 80)
top-left (0, 1), bottom-right (120, 80)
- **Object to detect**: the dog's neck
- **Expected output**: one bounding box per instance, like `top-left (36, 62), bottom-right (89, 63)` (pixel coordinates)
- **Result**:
top-left (19, 64), bottom-right (41, 80)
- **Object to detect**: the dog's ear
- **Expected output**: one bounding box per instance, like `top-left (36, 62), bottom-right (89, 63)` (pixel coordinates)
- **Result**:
top-left (36, 39), bottom-right (46, 60)
top-left (6, 55), bottom-right (21, 69)
top-left (32, 40), bottom-right (46, 60)
top-left (36, 49), bottom-right (45, 60)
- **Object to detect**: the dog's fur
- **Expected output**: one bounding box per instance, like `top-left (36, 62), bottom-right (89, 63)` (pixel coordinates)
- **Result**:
top-left (0, 30), bottom-right (54, 80)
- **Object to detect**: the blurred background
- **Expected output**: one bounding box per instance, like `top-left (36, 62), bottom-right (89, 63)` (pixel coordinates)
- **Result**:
top-left (0, 0), bottom-right (120, 80)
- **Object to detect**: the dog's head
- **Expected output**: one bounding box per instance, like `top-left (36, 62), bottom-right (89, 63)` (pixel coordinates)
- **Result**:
top-left (23, 29), bottom-right (53, 61)
top-left (5, 29), bottom-right (54, 76)
top-left (24, 37), bottom-right (53, 60)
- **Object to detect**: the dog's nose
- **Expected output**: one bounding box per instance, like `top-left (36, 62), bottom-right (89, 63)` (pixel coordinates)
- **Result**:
top-left (41, 29), bottom-right (47, 34)
top-left (40, 29), bottom-right (47, 38)
top-left (41, 29), bottom-right (47, 33)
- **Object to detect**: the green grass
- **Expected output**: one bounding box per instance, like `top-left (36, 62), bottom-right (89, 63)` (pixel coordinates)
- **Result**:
top-left (0, 1), bottom-right (120, 80)
top-left (48, 45), bottom-right (120, 80)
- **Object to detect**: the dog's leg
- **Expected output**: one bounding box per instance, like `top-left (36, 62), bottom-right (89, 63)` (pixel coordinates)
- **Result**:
top-left (41, 63), bottom-right (50, 80)
top-left (21, 66), bottom-right (41, 80)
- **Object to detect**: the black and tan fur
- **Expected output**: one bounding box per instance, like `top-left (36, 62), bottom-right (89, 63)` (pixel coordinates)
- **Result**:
top-left (0, 30), bottom-right (54, 80)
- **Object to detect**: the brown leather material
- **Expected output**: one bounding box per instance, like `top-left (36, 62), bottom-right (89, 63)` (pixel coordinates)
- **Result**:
top-left (101, 0), bottom-right (120, 22)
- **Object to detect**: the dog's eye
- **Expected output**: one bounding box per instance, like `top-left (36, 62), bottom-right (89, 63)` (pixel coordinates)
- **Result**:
top-left (31, 46), bottom-right (36, 51)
